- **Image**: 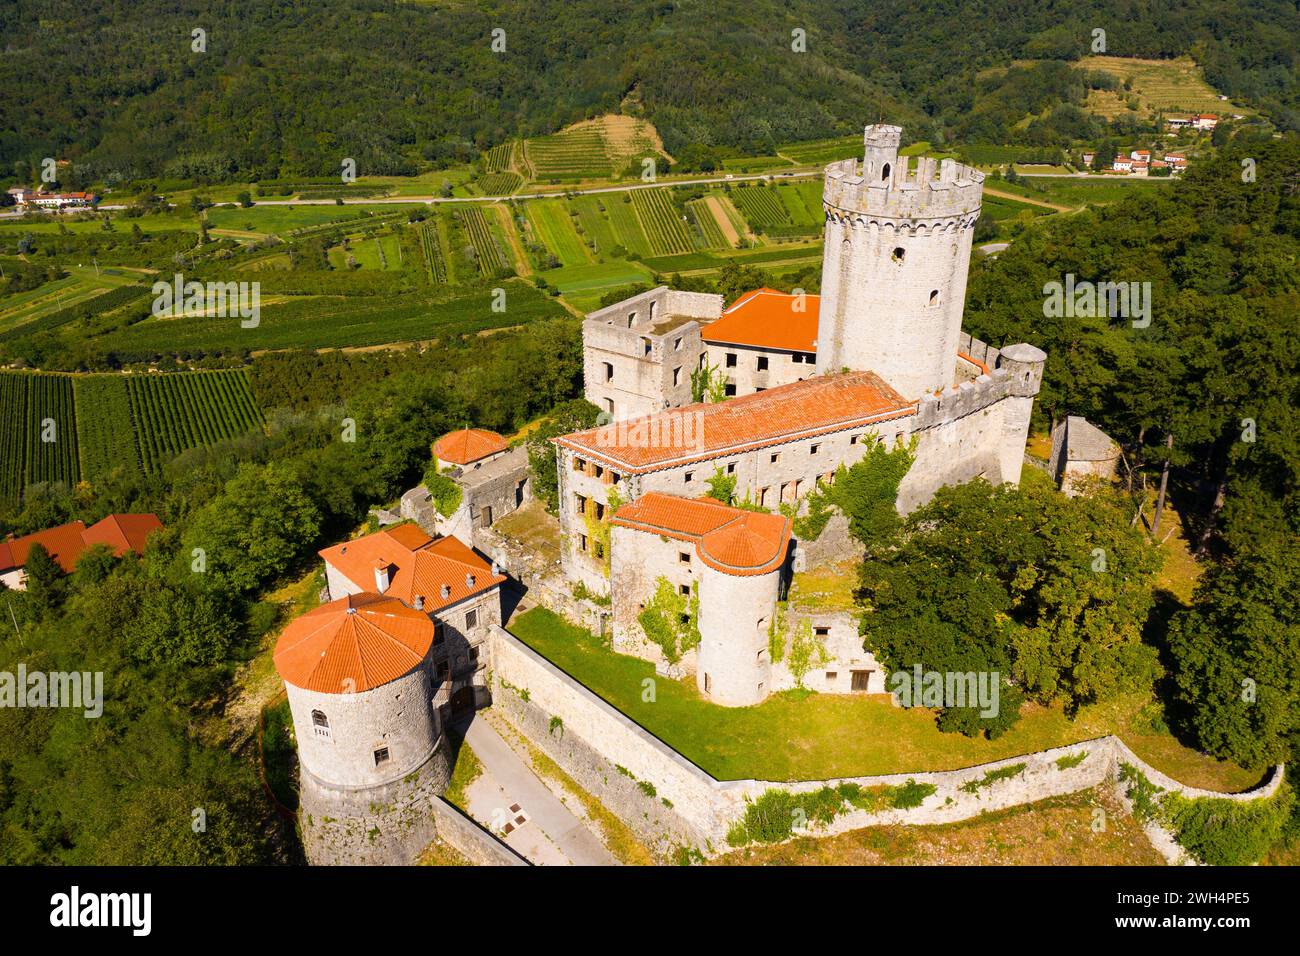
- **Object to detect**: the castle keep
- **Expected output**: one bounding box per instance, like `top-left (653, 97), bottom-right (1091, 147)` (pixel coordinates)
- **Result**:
top-left (557, 123), bottom-right (1046, 706)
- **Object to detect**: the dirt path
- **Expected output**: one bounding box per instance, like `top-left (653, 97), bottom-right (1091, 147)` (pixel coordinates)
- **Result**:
top-left (490, 202), bottom-right (532, 277)
top-left (703, 195), bottom-right (741, 247)
top-left (983, 185), bottom-right (1073, 213)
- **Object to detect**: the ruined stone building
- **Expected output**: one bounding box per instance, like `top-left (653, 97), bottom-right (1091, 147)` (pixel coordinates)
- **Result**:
top-left (555, 123), bottom-right (1047, 707)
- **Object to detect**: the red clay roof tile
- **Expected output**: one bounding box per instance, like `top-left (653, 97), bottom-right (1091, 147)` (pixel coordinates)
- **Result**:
top-left (610, 493), bottom-right (791, 576)
top-left (433, 428), bottom-right (508, 465)
top-left (702, 287), bottom-right (820, 353)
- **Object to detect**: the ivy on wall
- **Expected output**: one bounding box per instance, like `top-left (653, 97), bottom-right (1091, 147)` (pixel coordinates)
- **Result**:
top-left (638, 576), bottom-right (701, 663)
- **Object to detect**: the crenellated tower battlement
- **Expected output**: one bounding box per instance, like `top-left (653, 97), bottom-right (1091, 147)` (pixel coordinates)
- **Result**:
top-left (816, 124), bottom-right (986, 400)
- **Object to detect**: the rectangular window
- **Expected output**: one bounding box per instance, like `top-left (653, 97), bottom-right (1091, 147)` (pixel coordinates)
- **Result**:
top-left (757, 356), bottom-right (769, 371)
top-left (814, 626), bottom-right (830, 638)
top-left (578, 533), bottom-right (588, 553)
top-left (572, 456), bottom-right (586, 471)
top-left (603, 361), bottom-right (614, 382)
top-left (679, 584), bottom-right (691, 597)
top-left (374, 747), bottom-right (390, 766)
top-left (433, 623), bottom-right (445, 648)
top-left (810, 443), bottom-right (820, 455)
top-left (679, 551), bottom-right (691, 564)
top-left (770, 452), bottom-right (779, 464)
top-left (595, 502), bottom-right (605, 521)
top-left (851, 670), bottom-right (872, 692)
top-left (724, 383), bottom-right (736, 397)
top-left (725, 352), bottom-right (737, 368)
top-left (726, 462), bottom-right (736, 474)
top-left (466, 608), bottom-right (479, 630)
top-left (673, 366), bottom-right (682, 386)
top-left (826, 671), bottom-right (838, 682)
top-left (684, 471), bottom-right (693, 483)
top-left (642, 337), bottom-right (652, 356)
top-left (575, 494), bottom-right (587, 515)
top-left (594, 464), bottom-right (604, 479)
top-left (759, 487), bottom-right (769, 507)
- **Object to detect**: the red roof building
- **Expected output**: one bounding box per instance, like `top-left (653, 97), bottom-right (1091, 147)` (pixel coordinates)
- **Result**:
top-left (610, 493), bottom-right (791, 576)
top-left (319, 525), bottom-right (505, 613)
top-left (702, 288), bottom-right (820, 354)
top-left (273, 593), bottom-right (436, 693)
top-left (433, 428), bottom-right (508, 467)
top-left (0, 513), bottom-right (162, 582)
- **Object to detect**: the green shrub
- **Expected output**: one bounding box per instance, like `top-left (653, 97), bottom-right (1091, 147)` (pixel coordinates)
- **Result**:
top-left (889, 779), bottom-right (936, 809)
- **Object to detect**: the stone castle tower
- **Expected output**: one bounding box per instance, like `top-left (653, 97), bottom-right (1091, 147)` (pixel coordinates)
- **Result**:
top-left (274, 593), bottom-right (453, 864)
top-left (816, 124), bottom-right (986, 399)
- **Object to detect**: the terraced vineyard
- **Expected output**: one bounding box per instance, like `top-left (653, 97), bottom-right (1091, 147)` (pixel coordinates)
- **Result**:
top-left (524, 125), bottom-right (612, 181)
top-left (459, 207), bottom-right (512, 275)
top-left (124, 371), bottom-right (265, 474)
top-left (419, 222), bottom-right (449, 284)
top-left (483, 142), bottom-right (514, 173)
top-left (631, 190), bottom-right (694, 256)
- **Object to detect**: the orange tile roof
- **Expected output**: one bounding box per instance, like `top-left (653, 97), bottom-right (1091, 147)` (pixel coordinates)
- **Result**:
top-left (702, 287), bottom-right (820, 353)
top-left (82, 513), bottom-right (163, 556)
top-left (433, 428), bottom-right (508, 465)
top-left (273, 593), bottom-right (435, 693)
top-left (0, 513), bottom-right (162, 574)
top-left (319, 526), bottom-right (504, 612)
top-left (610, 493), bottom-right (791, 576)
top-left (556, 370), bottom-right (914, 474)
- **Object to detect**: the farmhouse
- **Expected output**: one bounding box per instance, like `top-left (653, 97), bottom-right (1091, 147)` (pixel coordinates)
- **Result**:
top-left (0, 513), bottom-right (162, 590)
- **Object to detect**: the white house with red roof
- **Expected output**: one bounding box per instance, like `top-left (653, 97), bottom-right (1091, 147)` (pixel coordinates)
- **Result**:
top-left (701, 287), bottom-right (820, 396)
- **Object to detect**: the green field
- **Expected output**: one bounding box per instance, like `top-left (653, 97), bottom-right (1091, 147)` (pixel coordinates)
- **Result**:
top-left (458, 206), bottom-right (512, 275)
top-left (777, 136), bottom-right (861, 166)
top-left (508, 607), bottom-right (1257, 789)
top-left (103, 281), bottom-right (565, 353)
top-left (418, 221), bottom-right (449, 284)
top-left (124, 371), bottom-right (265, 473)
top-left (205, 204), bottom-right (417, 235)
top-left (526, 200), bottom-right (591, 267)
top-left (0, 372), bottom-right (79, 499)
top-left (604, 195), bottom-right (653, 256)
top-left (525, 125), bottom-right (612, 181)
top-left (570, 196), bottom-right (622, 259)
top-left (631, 189), bottom-right (693, 256)
top-left (0, 266), bottom-right (145, 338)
top-left (0, 369), bottom-right (268, 499)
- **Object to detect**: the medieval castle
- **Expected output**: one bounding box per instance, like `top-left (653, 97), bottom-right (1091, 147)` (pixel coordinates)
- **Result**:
top-left (272, 124), bottom-right (1047, 862)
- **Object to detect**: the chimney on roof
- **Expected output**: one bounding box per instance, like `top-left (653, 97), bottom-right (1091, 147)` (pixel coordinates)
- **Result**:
top-left (440, 584), bottom-right (451, 600)
top-left (413, 595), bottom-right (425, 611)
top-left (490, 561), bottom-right (501, 576)
top-left (466, 573), bottom-right (476, 589)
top-left (374, 560), bottom-right (391, 594)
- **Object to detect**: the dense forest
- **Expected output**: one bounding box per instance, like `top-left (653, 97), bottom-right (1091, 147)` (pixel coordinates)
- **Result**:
top-left (2, 0), bottom-right (1297, 185)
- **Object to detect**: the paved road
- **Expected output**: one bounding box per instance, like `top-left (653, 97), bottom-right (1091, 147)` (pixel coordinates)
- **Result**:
top-left (463, 715), bottom-right (618, 866)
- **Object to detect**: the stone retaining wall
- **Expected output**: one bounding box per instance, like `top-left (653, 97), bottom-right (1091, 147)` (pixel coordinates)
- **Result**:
top-left (489, 625), bottom-right (1284, 861)
top-left (429, 797), bottom-right (528, 866)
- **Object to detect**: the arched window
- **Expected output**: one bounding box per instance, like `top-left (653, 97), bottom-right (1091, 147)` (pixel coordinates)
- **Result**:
top-left (881, 163), bottom-right (891, 182)
top-left (929, 289), bottom-right (940, 306)
top-left (311, 709), bottom-right (329, 728)
top-left (892, 247), bottom-right (905, 263)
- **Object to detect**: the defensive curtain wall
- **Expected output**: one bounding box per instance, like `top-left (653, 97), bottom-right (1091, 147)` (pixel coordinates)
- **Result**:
top-left (488, 625), bottom-right (1283, 864)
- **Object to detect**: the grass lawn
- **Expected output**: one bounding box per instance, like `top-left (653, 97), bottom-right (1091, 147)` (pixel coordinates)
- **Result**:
top-left (507, 606), bottom-right (1260, 791)
top-left (711, 787), bottom-right (1163, 865)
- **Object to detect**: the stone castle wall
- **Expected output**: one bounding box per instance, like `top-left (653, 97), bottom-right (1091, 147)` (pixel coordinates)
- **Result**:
top-left (488, 625), bottom-right (1283, 862)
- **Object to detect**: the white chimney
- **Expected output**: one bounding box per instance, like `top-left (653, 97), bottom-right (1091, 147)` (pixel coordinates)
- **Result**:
top-left (374, 560), bottom-right (390, 594)
top-left (465, 573), bottom-right (475, 589)
top-left (413, 595), bottom-right (425, 611)
top-left (440, 584), bottom-right (451, 600)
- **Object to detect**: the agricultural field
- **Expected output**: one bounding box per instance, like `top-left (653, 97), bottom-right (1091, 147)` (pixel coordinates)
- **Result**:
top-left (569, 196), bottom-right (622, 259)
top-left (521, 115), bottom-right (668, 183)
top-left (603, 195), bottom-right (653, 257)
top-left (328, 233), bottom-right (404, 271)
top-left (418, 221), bottom-right (449, 284)
top-left (0, 266), bottom-right (145, 339)
top-left (728, 182), bottom-right (825, 237)
top-left (124, 371), bottom-right (265, 473)
top-left (204, 204), bottom-right (416, 236)
top-left (630, 189), bottom-right (693, 256)
top-left (457, 206), bottom-right (512, 276)
top-left (0, 372), bottom-right (79, 500)
top-left (686, 198), bottom-right (730, 249)
top-left (1078, 55), bottom-right (1246, 120)
top-left (525, 200), bottom-right (592, 267)
top-left (477, 172), bottom-right (523, 195)
top-left (72, 375), bottom-right (141, 481)
top-left (777, 135), bottom-right (862, 166)
top-left (101, 281), bottom-right (566, 353)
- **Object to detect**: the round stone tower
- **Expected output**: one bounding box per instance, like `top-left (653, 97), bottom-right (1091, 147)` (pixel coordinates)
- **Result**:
top-left (816, 124), bottom-right (985, 400)
top-left (273, 592), bottom-right (452, 865)
top-left (693, 512), bottom-right (791, 707)
top-left (995, 342), bottom-right (1048, 486)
